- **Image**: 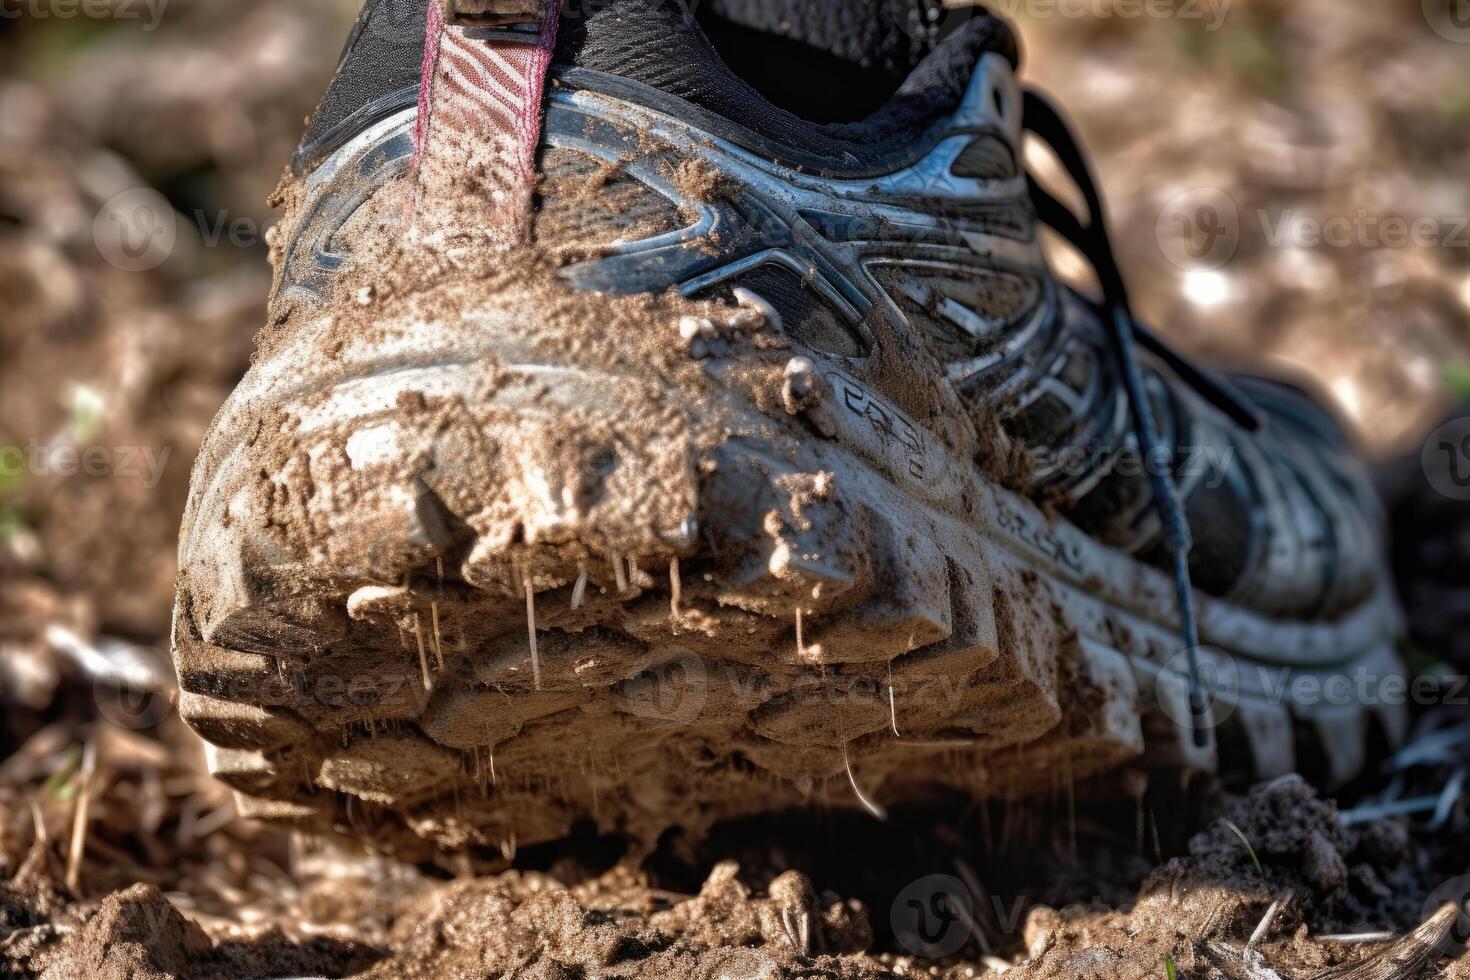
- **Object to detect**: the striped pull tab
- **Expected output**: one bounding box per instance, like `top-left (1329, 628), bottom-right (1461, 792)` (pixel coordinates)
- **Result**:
top-left (409, 0), bottom-right (559, 251)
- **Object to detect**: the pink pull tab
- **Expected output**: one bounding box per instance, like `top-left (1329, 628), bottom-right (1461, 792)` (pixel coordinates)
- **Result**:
top-left (409, 0), bottom-right (559, 250)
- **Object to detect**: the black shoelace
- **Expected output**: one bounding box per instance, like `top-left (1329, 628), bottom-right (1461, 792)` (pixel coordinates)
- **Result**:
top-left (1021, 88), bottom-right (1264, 747)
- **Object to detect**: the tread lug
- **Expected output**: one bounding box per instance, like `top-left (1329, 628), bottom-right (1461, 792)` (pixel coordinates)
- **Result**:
top-left (180, 691), bottom-right (315, 752)
top-left (316, 734), bottom-right (461, 806)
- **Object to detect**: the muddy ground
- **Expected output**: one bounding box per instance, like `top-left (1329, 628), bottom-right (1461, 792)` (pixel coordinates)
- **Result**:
top-left (2, 0), bottom-right (1470, 978)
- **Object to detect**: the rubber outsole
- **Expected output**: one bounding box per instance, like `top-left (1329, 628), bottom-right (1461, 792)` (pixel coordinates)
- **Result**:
top-left (173, 314), bottom-right (1407, 861)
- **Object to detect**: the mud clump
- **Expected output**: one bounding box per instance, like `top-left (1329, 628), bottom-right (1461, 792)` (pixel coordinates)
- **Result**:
top-left (1010, 775), bottom-right (1468, 979)
top-left (22, 882), bottom-right (376, 980)
top-left (2, 766), bottom-right (1470, 978)
top-left (43, 884), bottom-right (212, 980)
top-left (4, 2), bottom-right (1470, 979)
top-left (311, 862), bottom-right (881, 980)
top-left (1167, 775), bottom-right (1419, 933)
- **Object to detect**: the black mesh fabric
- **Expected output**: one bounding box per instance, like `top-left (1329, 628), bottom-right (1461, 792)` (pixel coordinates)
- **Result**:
top-left (553, 0), bottom-right (1017, 161)
top-left (293, 0), bottom-right (426, 173)
top-left (533, 148), bottom-right (683, 262)
top-left (700, 0), bottom-right (968, 74)
top-left (700, 264), bottom-right (865, 358)
top-left (951, 134), bottom-right (1019, 180)
top-left (292, 0), bottom-right (1017, 174)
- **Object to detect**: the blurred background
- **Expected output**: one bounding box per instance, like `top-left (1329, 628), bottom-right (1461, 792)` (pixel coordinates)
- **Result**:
top-left (0, 0), bottom-right (1467, 946)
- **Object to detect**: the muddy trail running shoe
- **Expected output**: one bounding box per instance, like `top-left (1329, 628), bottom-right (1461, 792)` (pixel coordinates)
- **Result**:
top-left (173, 0), bottom-right (1407, 861)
